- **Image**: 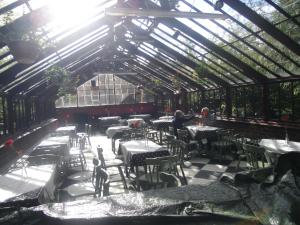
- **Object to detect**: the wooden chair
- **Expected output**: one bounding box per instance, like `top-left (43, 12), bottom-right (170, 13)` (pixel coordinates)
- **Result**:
top-left (159, 172), bottom-right (181, 188)
top-left (145, 124), bottom-right (159, 143)
top-left (67, 136), bottom-right (86, 171)
top-left (67, 158), bottom-right (99, 183)
top-left (136, 155), bottom-right (179, 190)
top-left (211, 129), bottom-right (235, 160)
top-left (232, 137), bottom-right (247, 170)
top-left (61, 166), bottom-right (109, 200)
top-left (97, 146), bottom-right (128, 190)
top-left (76, 124), bottom-right (92, 148)
top-left (243, 143), bottom-right (267, 170)
top-left (169, 139), bottom-right (188, 185)
top-left (177, 129), bottom-right (199, 158)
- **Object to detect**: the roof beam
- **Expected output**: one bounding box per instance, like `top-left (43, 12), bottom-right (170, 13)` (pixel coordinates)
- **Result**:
top-left (223, 0), bottom-right (300, 57)
top-left (161, 18), bottom-right (268, 83)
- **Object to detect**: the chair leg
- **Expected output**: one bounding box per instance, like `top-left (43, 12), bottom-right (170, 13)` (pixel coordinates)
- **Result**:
top-left (179, 164), bottom-right (188, 185)
top-left (79, 154), bottom-right (85, 171)
top-left (117, 166), bottom-right (128, 190)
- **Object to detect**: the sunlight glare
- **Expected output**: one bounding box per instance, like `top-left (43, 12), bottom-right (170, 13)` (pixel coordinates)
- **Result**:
top-left (47, 0), bottom-right (100, 29)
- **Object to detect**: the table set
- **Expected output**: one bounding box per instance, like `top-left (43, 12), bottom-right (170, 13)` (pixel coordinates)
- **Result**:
top-left (98, 116), bottom-right (121, 131)
top-left (127, 118), bottom-right (145, 128)
top-left (185, 125), bottom-right (220, 140)
top-left (259, 139), bottom-right (300, 164)
top-left (119, 139), bottom-right (169, 190)
top-left (129, 114), bottom-right (152, 122)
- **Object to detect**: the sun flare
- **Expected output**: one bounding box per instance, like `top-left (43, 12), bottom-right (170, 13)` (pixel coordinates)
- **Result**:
top-left (47, 0), bottom-right (101, 29)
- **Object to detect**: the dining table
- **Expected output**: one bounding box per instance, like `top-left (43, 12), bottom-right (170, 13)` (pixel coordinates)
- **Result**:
top-left (259, 139), bottom-right (300, 164)
top-left (98, 116), bottom-right (121, 131)
top-left (151, 119), bottom-right (173, 144)
top-left (127, 118), bottom-right (145, 128)
top-left (185, 125), bottom-right (220, 140)
top-left (119, 139), bottom-right (169, 190)
top-left (106, 125), bottom-right (131, 153)
top-left (55, 126), bottom-right (76, 136)
top-left (129, 114), bottom-right (152, 122)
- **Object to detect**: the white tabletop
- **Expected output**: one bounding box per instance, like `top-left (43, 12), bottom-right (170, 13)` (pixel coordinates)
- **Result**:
top-left (120, 139), bottom-right (163, 164)
top-left (98, 116), bottom-right (121, 121)
top-left (186, 125), bottom-right (220, 132)
top-left (186, 125), bottom-right (220, 138)
top-left (159, 116), bottom-right (174, 120)
top-left (55, 126), bottom-right (76, 136)
top-left (106, 126), bottom-right (130, 138)
top-left (46, 136), bottom-right (70, 144)
top-left (259, 139), bottom-right (300, 154)
top-left (127, 118), bottom-right (145, 127)
top-left (0, 164), bottom-right (56, 202)
top-left (56, 126), bottom-right (76, 132)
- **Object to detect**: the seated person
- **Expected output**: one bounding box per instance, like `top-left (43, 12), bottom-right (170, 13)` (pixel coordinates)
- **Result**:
top-left (172, 110), bottom-right (195, 137)
top-left (200, 107), bottom-right (210, 125)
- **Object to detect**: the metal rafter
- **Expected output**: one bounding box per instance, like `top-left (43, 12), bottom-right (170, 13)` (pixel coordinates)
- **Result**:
top-left (223, 0), bottom-right (300, 57)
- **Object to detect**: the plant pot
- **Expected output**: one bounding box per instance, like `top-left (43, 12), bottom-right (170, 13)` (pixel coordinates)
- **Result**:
top-left (7, 40), bottom-right (40, 64)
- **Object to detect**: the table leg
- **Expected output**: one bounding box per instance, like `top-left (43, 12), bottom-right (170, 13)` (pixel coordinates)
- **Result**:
top-left (159, 130), bottom-right (163, 145)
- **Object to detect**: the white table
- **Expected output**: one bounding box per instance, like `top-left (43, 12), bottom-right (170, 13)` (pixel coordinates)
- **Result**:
top-left (260, 139), bottom-right (300, 165)
top-left (151, 119), bottom-right (173, 144)
top-left (185, 125), bottom-right (220, 139)
top-left (259, 139), bottom-right (300, 154)
top-left (0, 164), bottom-right (56, 203)
top-left (106, 126), bottom-right (131, 138)
top-left (119, 139), bottom-right (165, 165)
top-left (129, 114), bottom-right (152, 122)
top-left (127, 118), bottom-right (145, 128)
top-left (159, 116), bottom-right (174, 120)
top-left (55, 126), bottom-right (76, 135)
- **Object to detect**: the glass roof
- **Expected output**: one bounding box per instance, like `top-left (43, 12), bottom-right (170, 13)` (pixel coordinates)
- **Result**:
top-left (0, 0), bottom-right (300, 96)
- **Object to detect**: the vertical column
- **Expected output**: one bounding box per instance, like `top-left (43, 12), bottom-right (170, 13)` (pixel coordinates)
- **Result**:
top-left (225, 86), bottom-right (232, 117)
top-left (262, 83), bottom-right (269, 121)
top-left (6, 96), bottom-right (14, 134)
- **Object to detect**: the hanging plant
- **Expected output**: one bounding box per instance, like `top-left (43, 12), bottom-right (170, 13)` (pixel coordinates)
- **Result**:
top-left (45, 66), bottom-right (79, 97)
top-left (0, 9), bottom-right (50, 64)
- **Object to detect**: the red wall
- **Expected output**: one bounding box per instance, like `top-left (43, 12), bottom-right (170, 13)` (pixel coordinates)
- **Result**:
top-left (56, 103), bottom-right (157, 123)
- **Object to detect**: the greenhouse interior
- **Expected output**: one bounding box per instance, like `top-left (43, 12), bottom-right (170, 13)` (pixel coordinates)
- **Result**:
top-left (0, 0), bottom-right (299, 224)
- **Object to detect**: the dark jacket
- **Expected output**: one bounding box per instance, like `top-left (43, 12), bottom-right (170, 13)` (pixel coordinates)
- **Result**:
top-left (172, 116), bottom-right (194, 137)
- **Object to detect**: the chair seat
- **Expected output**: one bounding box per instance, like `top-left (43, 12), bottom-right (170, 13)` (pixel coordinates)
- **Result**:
top-left (67, 171), bottom-right (92, 182)
top-left (105, 159), bottom-right (124, 167)
top-left (64, 182), bottom-right (95, 197)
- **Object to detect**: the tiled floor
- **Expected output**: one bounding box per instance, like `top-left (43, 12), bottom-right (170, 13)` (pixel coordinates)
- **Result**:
top-left (68, 134), bottom-right (249, 196)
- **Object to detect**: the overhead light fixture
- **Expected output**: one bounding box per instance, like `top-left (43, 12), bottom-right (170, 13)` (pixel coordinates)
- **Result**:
top-left (214, 0), bottom-right (224, 11)
top-left (106, 8), bottom-right (227, 20)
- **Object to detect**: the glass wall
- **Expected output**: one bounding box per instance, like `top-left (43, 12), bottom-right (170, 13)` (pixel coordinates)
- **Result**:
top-left (55, 73), bottom-right (154, 108)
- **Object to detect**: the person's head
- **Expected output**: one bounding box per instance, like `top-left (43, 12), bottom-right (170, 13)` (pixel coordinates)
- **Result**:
top-left (174, 110), bottom-right (184, 119)
top-left (201, 107), bottom-right (209, 117)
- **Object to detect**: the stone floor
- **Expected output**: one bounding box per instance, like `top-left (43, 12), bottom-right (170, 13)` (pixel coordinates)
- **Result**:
top-left (65, 134), bottom-right (250, 196)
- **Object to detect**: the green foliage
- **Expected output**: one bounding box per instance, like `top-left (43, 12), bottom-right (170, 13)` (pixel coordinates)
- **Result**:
top-left (195, 61), bottom-right (207, 77)
top-left (45, 66), bottom-right (79, 97)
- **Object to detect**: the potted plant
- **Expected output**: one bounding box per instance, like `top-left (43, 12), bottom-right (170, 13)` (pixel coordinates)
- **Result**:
top-left (45, 66), bottom-right (79, 97)
top-left (0, 10), bottom-right (42, 64)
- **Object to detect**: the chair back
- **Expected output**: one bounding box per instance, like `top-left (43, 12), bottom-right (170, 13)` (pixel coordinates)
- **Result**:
top-left (159, 172), bottom-right (181, 188)
top-left (177, 129), bottom-right (190, 143)
top-left (96, 145), bottom-right (106, 167)
top-left (144, 155), bottom-right (178, 187)
top-left (243, 143), bottom-right (266, 169)
top-left (168, 126), bottom-right (175, 135)
top-left (169, 139), bottom-right (186, 163)
top-left (94, 166), bottom-right (110, 197)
